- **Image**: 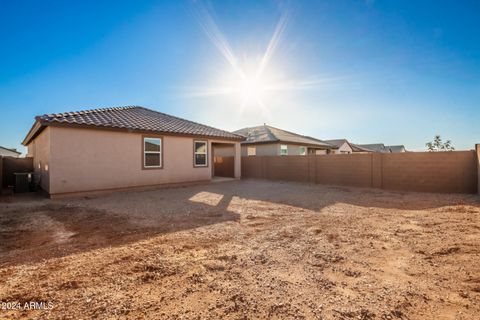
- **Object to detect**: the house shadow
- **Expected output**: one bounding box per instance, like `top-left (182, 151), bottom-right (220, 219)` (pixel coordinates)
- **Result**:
top-left (0, 188), bottom-right (239, 268)
top-left (1, 178), bottom-right (479, 268)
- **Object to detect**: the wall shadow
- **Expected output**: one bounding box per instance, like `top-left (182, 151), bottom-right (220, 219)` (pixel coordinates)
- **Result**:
top-left (232, 178), bottom-right (480, 212)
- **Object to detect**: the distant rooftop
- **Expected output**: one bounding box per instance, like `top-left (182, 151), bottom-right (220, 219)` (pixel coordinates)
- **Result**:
top-left (234, 125), bottom-right (332, 148)
top-left (356, 143), bottom-right (391, 153)
top-left (386, 145), bottom-right (407, 153)
top-left (0, 146), bottom-right (21, 155)
top-left (324, 139), bottom-right (349, 148)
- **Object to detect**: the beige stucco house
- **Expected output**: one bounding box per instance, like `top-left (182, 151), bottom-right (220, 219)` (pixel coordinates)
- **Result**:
top-left (325, 139), bottom-right (375, 154)
top-left (234, 125), bottom-right (333, 156)
top-left (324, 139), bottom-right (354, 154)
top-left (22, 106), bottom-right (244, 198)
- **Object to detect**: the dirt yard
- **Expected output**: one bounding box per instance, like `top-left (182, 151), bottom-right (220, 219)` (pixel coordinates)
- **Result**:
top-left (0, 180), bottom-right (479, 319)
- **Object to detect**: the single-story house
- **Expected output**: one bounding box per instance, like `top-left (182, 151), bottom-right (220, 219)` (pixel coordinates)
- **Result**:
top-left (323, 139), bottom-right (376, 154)
top-left (324, 139), bottom-right (353, 154)
top-left (234, 125), bottom-right (333, 156)
top-left (22, 106), bottom-right (244, 198)
top-left (0, 146), bottom-right (21, 157)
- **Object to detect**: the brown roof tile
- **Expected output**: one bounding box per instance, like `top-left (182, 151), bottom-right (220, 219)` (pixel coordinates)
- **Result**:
top-left (23, 106), bottom-right (243, 145)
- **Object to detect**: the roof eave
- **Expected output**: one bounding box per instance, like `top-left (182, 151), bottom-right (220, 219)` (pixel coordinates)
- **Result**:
top-left (24, 121), bottom-right (245, 143)
top-left (22, 118), bottom-right (46, 146)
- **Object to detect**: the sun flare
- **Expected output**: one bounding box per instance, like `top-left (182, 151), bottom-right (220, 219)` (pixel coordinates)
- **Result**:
top-left (187, 4), bottom-right (348, 115)
top-left (233, 73), bottom-right (269, 106)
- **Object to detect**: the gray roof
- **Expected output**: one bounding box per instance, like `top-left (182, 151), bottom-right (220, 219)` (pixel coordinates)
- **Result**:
top-left (324, 139), bottom-right (350, 148)
top-left (350, 144), bottom-right (375, 152)
top-left (386, 145), bottom-right (406, 153)
top-left (325, 139), bottom-right (378, 153)
top-left (23, 106), bottom-right (243, 145)
top-left (0, 146), bottom-right (21, 155)
top-left (356, 143), bottom-right (390, 153)
top-left (234, 125), bottom-right (332, 148)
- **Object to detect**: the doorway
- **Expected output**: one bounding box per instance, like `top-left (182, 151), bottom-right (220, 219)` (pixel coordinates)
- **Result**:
top-left (211, 143), bottom-right (235, 178)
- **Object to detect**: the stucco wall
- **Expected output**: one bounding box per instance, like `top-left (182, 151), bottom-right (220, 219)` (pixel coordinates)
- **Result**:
top-left (42, 127), bottom-right (240, 195)
top-left (241, 144), bottom-right (279, 156)
top-left (27, 127), bottom-right (51, 192)
top-left (331, 142), bottom-right (353, 154)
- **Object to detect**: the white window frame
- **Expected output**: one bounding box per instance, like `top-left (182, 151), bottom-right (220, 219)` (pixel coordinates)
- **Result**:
top-left (247, 146), bottom-right (256, 156)
top-left (280, 144), bottom-right (288, 156)
top-left (143, 137), bottom-right (162, 168)
top-left (194, 140), bottom-right (208, 167)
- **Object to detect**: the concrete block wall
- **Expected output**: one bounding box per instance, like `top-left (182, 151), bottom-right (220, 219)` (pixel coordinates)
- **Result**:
top-left (476, 144), bottom-right (480, 195)
top-left (242, 150), bottom-right (478, 194)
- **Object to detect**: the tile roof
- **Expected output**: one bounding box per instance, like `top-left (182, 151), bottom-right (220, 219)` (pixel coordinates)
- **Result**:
top-left (23, 106), bottom-right (243, 145)
top-left (0, 146), bottom-right (21, 155)
top-left (233, 125), bottom-right (332, 148)
top-left (385, 145), bottom-right (406, 153)
top-left (324, 139), bottom-right (350, 148)
top-left (356, 143), bottom-right (391, 153)
top-left (350, 144), bottom-right (374, 152)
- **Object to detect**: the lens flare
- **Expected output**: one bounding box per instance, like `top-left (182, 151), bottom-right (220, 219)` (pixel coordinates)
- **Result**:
top-left (182, 2), bottom-right (355, 115)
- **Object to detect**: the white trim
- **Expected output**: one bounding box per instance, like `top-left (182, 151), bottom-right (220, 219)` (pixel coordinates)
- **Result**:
top-left (194, 140), bottom-right (208, 167)
top-left (144, 137), bottom-right (162, 168)
top-left (280, 144), bottom-right (288, 156)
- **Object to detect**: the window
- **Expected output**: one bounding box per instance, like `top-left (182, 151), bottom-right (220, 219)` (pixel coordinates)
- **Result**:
top-left (194, 141), bottom-right (208, 167)
top-left (280, 144), bottom-right (288, 156)
top-left (247, 146), bottom-right (256, 156)
top-left (143, 137), bottom-right (162, 168)
top-left (299, 146), bottom-right (306, 156)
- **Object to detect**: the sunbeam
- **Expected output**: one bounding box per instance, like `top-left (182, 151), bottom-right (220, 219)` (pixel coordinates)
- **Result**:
top-left (191, 3), bottom-right (245, 79)
top-left (182, 1), bottom-right (355, 115)
top-left (257, 12), bottom-right (289, 79)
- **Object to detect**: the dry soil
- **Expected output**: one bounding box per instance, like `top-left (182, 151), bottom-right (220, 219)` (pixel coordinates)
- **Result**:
top-left (0, 180), bottom-right (479, 319)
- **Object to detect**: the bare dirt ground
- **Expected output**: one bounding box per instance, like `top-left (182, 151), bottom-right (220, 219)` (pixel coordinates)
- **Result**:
top-left (0, 180), bottom-right (479, 319)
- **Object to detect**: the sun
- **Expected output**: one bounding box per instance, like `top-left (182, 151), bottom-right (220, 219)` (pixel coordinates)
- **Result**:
top-left (234, 73), bottom-right (268, 106)
top-left (188, 6), bottom-right (344, 113)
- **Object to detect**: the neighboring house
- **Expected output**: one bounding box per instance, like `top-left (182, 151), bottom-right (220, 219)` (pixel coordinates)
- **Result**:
top-left (356, 143), bottom-right (391, 153)
top-left (0, 146), bottom-right (21, 157)
top-left (357, 143), bottom-right (407, 153)
top-left (386, 145), bottom-right (407, 153)
top-left (22, 106), bottom-right (244, 198)
top-left (234, 125), bottom-right (332, 156)
top-left (323, 139), bottom-right (376, 154)
top-left (324, 139), bottom-right (353, 154)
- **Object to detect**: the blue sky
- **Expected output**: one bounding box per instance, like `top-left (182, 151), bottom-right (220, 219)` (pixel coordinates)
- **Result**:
top-left (1, 0), bottom-right (479, 152)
